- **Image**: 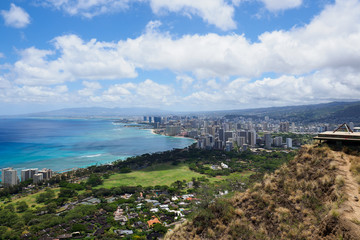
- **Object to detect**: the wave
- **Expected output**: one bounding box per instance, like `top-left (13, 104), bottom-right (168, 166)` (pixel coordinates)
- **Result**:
top-left (79, 154), bottom-right (103, 158)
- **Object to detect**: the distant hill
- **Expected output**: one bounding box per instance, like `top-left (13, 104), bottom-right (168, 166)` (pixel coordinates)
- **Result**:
top-left (2, 101), bottom-right (360, 122)
top-left (6, 107), bottom-right (172, 118)
top-left (167, 144), bottom-right (360, 240)
top-left (221, 101), bottom-right (360, 123)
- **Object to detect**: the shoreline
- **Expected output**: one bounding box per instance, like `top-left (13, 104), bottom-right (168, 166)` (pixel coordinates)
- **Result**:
top-left (0, 120), bottom-right (195, 178)
top-left (149, 128), bottom-right (197, 142)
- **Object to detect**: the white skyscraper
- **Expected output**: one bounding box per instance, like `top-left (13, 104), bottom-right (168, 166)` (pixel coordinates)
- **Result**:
top-left (2, 168), bottom-right (19, 186)
top-left (286, 138), bottom-right (293, 148)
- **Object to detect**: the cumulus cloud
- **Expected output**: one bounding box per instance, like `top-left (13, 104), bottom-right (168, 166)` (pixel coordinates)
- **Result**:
top-left (78, 81), bottom-right (102, 96)
top-left (1, 3), bottom-right (31, 28)
top-left (42, 0), bottom-right (237, 30)
top-left (176, 75), bottom-right (194, 90)
top-left (0, 85), bottom-right (68, 103)
top-left (91, 79), bottom-right (174, 106)
top-left (260, 0), bottom-right (302, 11)
top-left (2, 0), bottom-right (360, 109)
top-left (0, 76), bottom-right (12, 89)
top-left (149, 0), bottom-right (237, 30)
top-left (42, 0), bottom-right (131, 18)
top-left (13, 35), bottom-right (137, 85)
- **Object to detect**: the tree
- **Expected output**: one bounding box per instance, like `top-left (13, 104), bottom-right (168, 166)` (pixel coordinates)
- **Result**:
top-left (58, 188), bottom-right (77, 199)
top-left (36, 188), bottom-right (55, 203)
top-left (152, 223), bottom-right (167, 234)
top-left (16, 201), bottom-right (28, 213)
top-left (86, 174), bottom-right (103, 187)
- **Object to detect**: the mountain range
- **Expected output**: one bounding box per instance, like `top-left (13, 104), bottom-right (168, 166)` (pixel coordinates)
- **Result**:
top-left (2, 101), bottom-right (360, 123)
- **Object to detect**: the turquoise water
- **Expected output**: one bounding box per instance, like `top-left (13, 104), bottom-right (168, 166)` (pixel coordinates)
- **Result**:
top-left (0, 118), bottom-right (194, 178)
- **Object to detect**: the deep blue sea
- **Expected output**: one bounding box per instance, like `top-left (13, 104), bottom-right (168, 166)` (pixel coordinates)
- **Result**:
top-left (0, 118), bottom-right (194, 179)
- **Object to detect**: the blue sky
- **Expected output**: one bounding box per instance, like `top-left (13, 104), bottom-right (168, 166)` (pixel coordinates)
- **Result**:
top-left (1, 0), bottom-right (360, 114)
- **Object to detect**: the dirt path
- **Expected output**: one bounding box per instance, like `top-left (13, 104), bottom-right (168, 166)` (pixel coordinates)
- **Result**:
top-left (333, 151), bottom-right (360, 237)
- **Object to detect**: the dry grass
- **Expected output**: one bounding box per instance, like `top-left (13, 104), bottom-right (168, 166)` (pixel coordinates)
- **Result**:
top-left (166, 144), bottom-right (353, 240)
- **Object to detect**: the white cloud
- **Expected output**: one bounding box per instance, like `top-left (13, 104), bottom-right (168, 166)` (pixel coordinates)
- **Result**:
top-left (0, 76), bottom-right (12, 89)
top-left (0, 85), bottom-right (69, 103)
top-left (78, 81), bottom-right (102, 96)
top-left (3, 0), bottom-right (360, 109)
top-left (13, 35), bottom-right (137, 85)
top-left (206, 79), bottom-right (220, 89)
top-left (149, 0), bottom-right (237, 30)
top-left (91, 79), bottom-right (174, 106)
top-left (42, 0), bottom-right (237, 30)
top-left (0, 53), bottom-right (4, 58)
top-left (1, 4), bottom-right (30, 28)
top-left (176, 75), bottom-right (194, 90)
top-left (260, 0), bottom-right (302, 11)
top-left (42, 0), bottom-right (131, 18)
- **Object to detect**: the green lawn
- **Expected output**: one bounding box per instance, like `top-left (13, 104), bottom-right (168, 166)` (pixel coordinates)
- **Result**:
top-left (99, 164), bottom-right (210, 188)
top-left (99, 164), bottom-right (255, 188)
top-left (208, 171), bottom-right (254, 183)
top-left (0, 188), bottom-right (60, 210)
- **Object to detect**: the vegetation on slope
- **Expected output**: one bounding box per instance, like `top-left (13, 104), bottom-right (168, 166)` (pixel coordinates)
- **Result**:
top-left (167, 144), bottom-right (360, 240)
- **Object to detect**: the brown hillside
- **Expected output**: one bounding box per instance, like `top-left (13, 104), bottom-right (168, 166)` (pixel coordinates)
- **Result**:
top-left (166, 145), bottom-right (360, 240)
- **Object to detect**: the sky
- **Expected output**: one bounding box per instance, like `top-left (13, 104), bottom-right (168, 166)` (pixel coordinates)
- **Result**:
top-left (1, 0), bottom-right (360, 114)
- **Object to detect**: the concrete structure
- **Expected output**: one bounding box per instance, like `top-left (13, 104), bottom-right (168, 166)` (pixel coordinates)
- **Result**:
top-left (236, 136), bottom-right (246, 148)
top-left (314, 123), bottom-right (360, 144)
top-left (166, 125), bottom-right (181, 136)
top-left (38, 168), bottom-right (53, 180)
top-left (2, 168), bottom-right (19, 186)
top-left (21, 168), bottom-right (38, 182)
top-left (248, 130), bottom-right (256, 147)
top-left (225, 141), bottom-right (233, 152)
top-left (274, 136), bottom-right (283, 147)
top-left (280, 122), bottom-right (289, 132)
top-left (286, 138), bottom-right (293, 148)
top-left (264, 133), bottom-right (272, 149)
top-left (33, 173), bottom-right (44, 184)
top-left (224, 131), bottom-right (234, 142)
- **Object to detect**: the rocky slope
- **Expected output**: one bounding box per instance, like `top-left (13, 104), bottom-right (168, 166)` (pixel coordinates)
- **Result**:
top-left (166, 144), bottom-right (360, 240)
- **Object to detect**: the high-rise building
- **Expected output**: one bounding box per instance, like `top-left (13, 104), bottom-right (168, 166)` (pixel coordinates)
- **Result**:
top-left (2, 168), bottom-right (19, 186)
top-left (264, 133), bottom-right (272, 149)
top-left (274, 136), bottom-right (283, 147)
top-left (21, 168), bottom-right (38, 182)
top-left (236, 136), bottom-right (246, 148)
top-left (286, 138), bottom-right (293, 148)
top-left (218, 129), bottom-right (224, 142)
top-left (225, 141), bottom-right (233, 152)
top-left (291, 122), bottom-right (296, 132)
top-left (224, 131), bottom-right (234, 142)
top-left (33, 173), bottom-right (44, 184)
top-left (38, 168), bottom-right (53, 180)
top-left (238, 131), bottom-right (247, 143)
top-left (153, 117), bottom-right (161, 124)
top-left (166, 125), bottom-right (181, 136)
top-left (280, 122), bottom-right (290, 132)
top-left (247, 130), bottom-right (256, 147)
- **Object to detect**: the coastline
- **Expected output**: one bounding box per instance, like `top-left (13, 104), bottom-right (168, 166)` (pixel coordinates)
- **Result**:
top-left (149, 128), bottom-right (197, 142)
top-left (0, 119), bottom-right (196, 177)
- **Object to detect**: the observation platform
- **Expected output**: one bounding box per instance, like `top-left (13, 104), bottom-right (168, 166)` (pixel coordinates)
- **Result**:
top-left (314, 123), bottom-right (360, 143)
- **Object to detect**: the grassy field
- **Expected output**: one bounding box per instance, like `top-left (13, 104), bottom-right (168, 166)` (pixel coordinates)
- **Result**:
top-left (99, 164), bottom-right (255, 188)
top-left (0, 188), bottom-right (60, 210)
top-left (212, 171), bottom-right (254, 182)
top-left (99, 164), bottom-right (211, 188)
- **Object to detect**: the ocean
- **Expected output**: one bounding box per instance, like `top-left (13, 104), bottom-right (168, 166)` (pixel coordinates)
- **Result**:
top-left (0, 118), bottom-right (195, 178)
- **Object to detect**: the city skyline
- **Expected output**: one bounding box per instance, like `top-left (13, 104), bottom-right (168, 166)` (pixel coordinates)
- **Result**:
top-left (1, 0), bottom-right (360, 114)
